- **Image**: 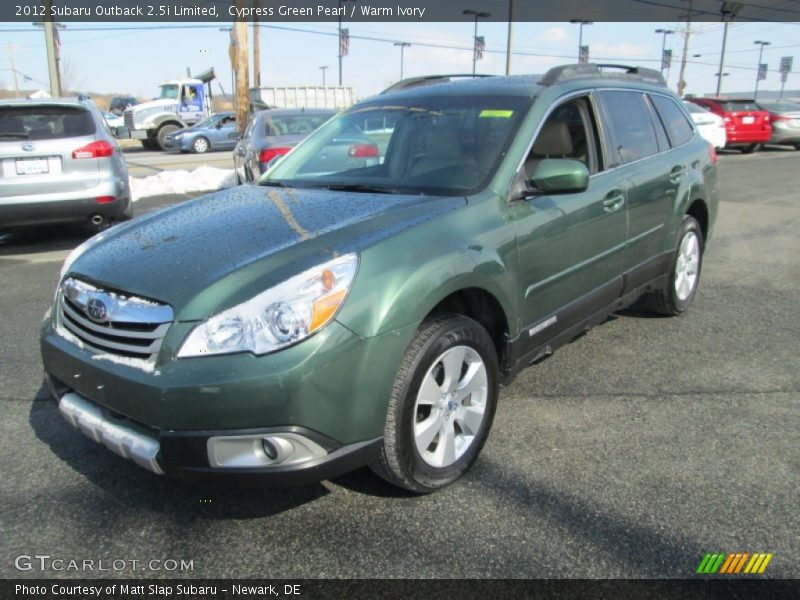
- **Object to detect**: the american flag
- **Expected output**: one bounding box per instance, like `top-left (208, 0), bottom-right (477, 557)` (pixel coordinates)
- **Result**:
top-left (475, 36), bottom-right (485, 61)
top-left (339, 28), bottom-right (350, 57)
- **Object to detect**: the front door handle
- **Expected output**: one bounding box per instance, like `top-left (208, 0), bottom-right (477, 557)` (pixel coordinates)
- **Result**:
top-left (669, 165), bottom-right (686, 184)
top-left (603, 191), bottom-right (625, 212)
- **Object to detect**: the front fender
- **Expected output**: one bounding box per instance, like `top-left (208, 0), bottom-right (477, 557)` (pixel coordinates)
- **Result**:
top-left (336, 197), bottom-right (517, 339)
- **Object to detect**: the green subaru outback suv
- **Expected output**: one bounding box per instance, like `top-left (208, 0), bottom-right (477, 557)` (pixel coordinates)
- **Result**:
top-left (40, 64), bottom-right (718, 492)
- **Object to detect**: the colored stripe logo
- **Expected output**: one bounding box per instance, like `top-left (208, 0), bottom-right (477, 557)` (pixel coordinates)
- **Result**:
top-left (696, 552), bottom-right (773, 574)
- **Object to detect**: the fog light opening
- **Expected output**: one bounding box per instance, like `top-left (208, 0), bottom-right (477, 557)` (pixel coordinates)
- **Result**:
top-left (262, 438), bottom-right (278, 460)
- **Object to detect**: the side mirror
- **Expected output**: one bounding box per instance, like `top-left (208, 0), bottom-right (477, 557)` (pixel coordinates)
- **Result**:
top-left (530, 158), bottom-right (589, 194)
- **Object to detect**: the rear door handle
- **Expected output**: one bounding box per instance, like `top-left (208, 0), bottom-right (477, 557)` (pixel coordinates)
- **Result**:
top-left (669, 165), bottom-right (686, 184)
top-left (602, 191), bottom-right (625, 212)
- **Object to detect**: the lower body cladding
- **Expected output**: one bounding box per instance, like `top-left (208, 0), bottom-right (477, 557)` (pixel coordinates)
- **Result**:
top-left (40, 319), bottom-right (413, 486)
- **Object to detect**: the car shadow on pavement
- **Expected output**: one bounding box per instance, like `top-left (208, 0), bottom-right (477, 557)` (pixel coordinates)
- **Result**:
top-left (28, 385), bottom-right (330, 520)
top-left (0, 224), bottom-right (95, 257)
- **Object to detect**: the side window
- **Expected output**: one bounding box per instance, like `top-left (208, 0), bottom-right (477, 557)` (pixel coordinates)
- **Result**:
top-left (524, 96), bottom-right (603, 179)
top-left (651, 95), bottom-right (694, 147)
top-left (645, 95), bottom-right (671, 152)
top-left (597, 90), bottom-right (659, 165)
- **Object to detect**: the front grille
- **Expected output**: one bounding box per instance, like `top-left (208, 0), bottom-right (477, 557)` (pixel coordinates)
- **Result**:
top-left (124, 109), bottom-right (134, 130)
top-left (57, 278), bottom-right (173, 362)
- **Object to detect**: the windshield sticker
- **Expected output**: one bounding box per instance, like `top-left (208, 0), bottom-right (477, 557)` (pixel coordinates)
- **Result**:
top-left (479, 110), bottom-right (514, 118)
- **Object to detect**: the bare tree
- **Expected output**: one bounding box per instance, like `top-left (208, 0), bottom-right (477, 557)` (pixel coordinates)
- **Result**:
top-left (59, 54), bottom-right (85, 94)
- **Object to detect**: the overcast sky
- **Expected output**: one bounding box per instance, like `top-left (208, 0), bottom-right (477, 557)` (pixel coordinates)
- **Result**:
top-left (1, 21), bottom-right (798, 99)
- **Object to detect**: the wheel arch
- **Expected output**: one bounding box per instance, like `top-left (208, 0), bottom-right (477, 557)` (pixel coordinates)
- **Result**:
top-left (685, 198), bottom-right (709, 245)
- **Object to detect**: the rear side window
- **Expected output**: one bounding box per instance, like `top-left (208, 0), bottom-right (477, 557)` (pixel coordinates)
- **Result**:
top-left (652, 95), bottom-right (694, 147)
top-left (0, 105), bottom-right (95, 141)
top-left (720, 100), bottom-right (760, 112)
top-left (597, 91), bottom-right (659, 165)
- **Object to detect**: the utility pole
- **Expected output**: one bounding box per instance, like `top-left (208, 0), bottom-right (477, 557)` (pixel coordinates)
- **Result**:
top-left (252, 1), bottom-right (261, 88)
top-left (42, 0), bottom-right (61, 97)
top-left (506, 0), bottom-right (515, 75)
top-left (570, 19), bottom-right (592, 63)
top-left (233, 4), bottom-right (249, 135)
top-left (716, 2), bottom-right (742, 96)
top-left (676, 0), bottom-right (693, 97)
top-left (7, 43), bottom-right (20, 97)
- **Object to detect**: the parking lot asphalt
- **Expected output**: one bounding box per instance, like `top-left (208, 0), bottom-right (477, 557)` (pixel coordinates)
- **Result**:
top-left (122, 145), bottom-right (234, 178)
top-left (0, 147), bottom-right (797, 579)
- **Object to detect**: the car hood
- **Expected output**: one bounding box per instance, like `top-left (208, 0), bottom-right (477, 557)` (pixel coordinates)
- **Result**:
top-left (67, 185), bottom-right (465, 320)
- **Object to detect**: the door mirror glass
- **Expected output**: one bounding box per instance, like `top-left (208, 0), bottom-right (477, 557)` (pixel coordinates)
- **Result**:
top-left (530, 158), bottom-right (589, 194)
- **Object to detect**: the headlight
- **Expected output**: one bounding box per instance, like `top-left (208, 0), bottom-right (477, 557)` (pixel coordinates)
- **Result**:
top-left (177, 254), bottom-right (358, 358)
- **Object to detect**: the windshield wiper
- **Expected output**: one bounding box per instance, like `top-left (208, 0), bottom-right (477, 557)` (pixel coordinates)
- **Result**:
top-left (260, 180), bottom-right (293, 188)
top-left (0, 132), bottom-right (30, 139)
top-left (318, 183), bottom-right (402, 195)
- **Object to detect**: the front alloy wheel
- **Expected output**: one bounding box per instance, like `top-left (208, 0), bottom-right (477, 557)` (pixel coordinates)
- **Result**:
top-left (192, 136), bottom-right (210, 154)
top-left (371, 315), bottom-right (499, 493)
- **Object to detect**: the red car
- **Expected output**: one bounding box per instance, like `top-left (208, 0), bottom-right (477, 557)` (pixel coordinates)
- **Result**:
top-left (684, 97), bottom-right (771, 153)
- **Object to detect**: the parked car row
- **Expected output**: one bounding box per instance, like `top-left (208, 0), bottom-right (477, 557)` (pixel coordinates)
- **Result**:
top-left (684, 96), bottom-right (800, 152)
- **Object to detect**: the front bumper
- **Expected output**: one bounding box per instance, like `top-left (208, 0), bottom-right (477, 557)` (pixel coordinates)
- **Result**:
top-left (49, 383), bottom-right (381, 485)
top-left (41, 317), bottom-right (414, 484)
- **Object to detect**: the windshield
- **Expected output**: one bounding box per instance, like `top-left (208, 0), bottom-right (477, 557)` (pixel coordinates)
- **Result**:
top-left (193, 115), bottom-right (219, 129)
top-left (159, 84), bottom-right (179, 100)
top-left (264, 114), bottom-right (332, 136)
top-left (263, 94), bottom-right (531, 196)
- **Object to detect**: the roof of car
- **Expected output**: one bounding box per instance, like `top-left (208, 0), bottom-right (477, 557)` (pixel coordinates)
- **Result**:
top-left (376, 63), bottom-right (669, 103)
top-left (255, 108), bottom-right (337, 118)
top-left (0, 97), bottom-right (93, 108)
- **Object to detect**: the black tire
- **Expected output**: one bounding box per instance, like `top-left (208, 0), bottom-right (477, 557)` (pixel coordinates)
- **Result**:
top-left (639, 215), bottom-right (704, 316)
top-left (192, 136), bottom-right (210, 154)
top-left (794, 144), bottom-right (800, 151)
top-left (742, 143), bottom-right (762, 154)
top-left (156, 124), bottom-right (180, 151)
top-left (371, 314), bottom-right (499, 493)
top-left (140, 139), bottom-right (158, 150)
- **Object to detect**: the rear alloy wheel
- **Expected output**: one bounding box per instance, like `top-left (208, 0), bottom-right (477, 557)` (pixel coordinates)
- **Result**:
top-left (371, 315), bottom-right (499, 493)
top-left (192, 136), bottom-right (210, 154)
top-left (640, 215), bottom-right (704, 316)
top-left (742, 143), bottom-right (762, 154)
top-left (156, 124), bottom-right (180, 151)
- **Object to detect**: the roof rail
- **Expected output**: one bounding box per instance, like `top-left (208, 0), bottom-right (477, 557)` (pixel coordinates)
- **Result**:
top-left (380, 74), bottom-right (494, 95)
top-left (540, 63), bottom-right (666, 87)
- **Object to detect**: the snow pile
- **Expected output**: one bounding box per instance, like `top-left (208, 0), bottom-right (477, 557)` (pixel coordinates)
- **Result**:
top-left (129, 166), bottom-right (237, 202)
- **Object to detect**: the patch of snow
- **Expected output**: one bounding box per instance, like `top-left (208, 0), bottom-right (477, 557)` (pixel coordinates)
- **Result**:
top-left (92, 353), bottom-right (160, 375)
top-left (54, 324), bottom-right (85, 349)
top-left (130, 166), bottom-right (236, 202)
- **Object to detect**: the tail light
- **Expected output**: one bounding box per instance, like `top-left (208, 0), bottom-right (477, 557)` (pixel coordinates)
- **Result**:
top-left (348, 143), bottom-right (379, 158)
top-left (95, 196), bottom-right (115, 204)
top-left (708, 143), bottom-right (718, 165)
top-left (72, 140), bottom-right (114, 159)
top-left (770, 114), bottom-right (790, 123)
top-left (259, 147), bottom-right (291, 164)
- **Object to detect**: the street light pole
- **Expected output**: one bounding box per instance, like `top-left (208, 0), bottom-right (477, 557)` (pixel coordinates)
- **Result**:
top-left (506, 0), bottom-right (515, 75)
top-left (319, 65), bottom-right (329, 87)
top-left (753, 40), bottom-right (770, 99)
top-left (463, 9), bottom-right (490, 76)
top-left (655, 28), bottom-right (675, 76)
top-left (393, 42), bottom-right (410, 80)
top-left (716, 2), bottom-right (742, 96)
top-left (570, 19), bottom-right (592, 63)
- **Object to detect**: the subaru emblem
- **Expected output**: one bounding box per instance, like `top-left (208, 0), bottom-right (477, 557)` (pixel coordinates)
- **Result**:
top-left (86, 297), bottom-right (109, 323)
top-left (22, 143), bottom-right (34, 152)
